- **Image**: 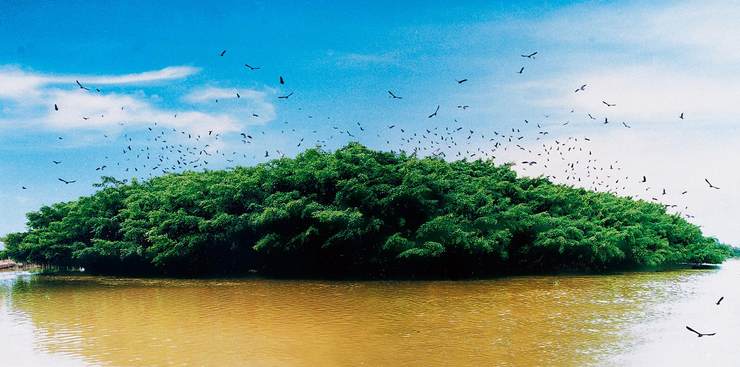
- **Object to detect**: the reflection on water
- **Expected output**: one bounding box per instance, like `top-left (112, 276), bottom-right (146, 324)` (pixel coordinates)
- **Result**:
top-left (0, 261), bottom-right (737, 367)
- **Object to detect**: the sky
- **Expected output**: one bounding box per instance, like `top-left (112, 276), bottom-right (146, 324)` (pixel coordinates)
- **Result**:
top-left (1, 0), bottom-right (740, 246)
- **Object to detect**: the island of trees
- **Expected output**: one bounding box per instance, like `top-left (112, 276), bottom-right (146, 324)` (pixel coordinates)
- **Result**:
top-left (1, 143), bottom-right (731, 277)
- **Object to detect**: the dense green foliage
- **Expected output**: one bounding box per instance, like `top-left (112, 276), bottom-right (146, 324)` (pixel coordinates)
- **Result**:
top-left (2, 143), bottom-right (731, 277)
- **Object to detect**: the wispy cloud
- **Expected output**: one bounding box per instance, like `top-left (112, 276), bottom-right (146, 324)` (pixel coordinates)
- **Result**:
top-left (537, 1), bottom-right (740, 63)
top-left (508, 1), bottom-right (740, 125)
top-left (0, 66), bottom-right (200, 101)
top-left (329, 50), bottom-right (398, 67)
top-left (0, 66), bottom-right (276, 135)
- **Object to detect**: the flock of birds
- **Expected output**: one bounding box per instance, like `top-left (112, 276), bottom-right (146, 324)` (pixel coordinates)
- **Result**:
top-left (23, 49), bottom-right (725, 223)
top-left (685, 296), bottom-right (724, 338)
top-left (11, 48), bottom-right (732, 339)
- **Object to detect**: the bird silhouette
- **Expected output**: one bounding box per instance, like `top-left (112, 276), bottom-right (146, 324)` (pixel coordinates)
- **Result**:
top-left (602, 101), bottom-right (616, 107)
top-left (278, 92), bottom-right (294, 99)
top-left (220, 50), bottom-right (227, 56)
top-left (521, 51), bottom-right (538, 59)
top-left (574, 84), bottom-right (587, 93)
top-left (279, 76), bottom-right (285, 85)
top-left (388, 91), bottom-right (402, 99)
top-left (428, 105), bottom-right (440, 118)
top-left (456, 79), bottom-right (468, 84)
top-left (717, 296), bottom-right (724, 305)
top-left (75, 80), bottom-right (90, 91)
top-left (244, 64), bottom-right (260, 70)
top-left (686, 326), bottom-right (715, 337)
top-left (58, 178), bottom-right (76, 185)
top-left (517, 67), bottom-right (524, 74)
top-left (705, 178), bottom-right (720, 190)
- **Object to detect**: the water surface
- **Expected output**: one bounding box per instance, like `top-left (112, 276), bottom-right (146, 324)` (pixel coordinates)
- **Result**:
top-left (1, 261), bottom-right (738, 366)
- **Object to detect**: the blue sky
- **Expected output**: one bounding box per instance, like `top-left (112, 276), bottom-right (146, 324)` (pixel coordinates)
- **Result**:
top-left (2, 0), bottom-right (740, 245)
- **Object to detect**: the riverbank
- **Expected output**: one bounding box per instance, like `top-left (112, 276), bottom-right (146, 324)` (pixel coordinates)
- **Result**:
top-left (0, 259), bottom-right (17, 270)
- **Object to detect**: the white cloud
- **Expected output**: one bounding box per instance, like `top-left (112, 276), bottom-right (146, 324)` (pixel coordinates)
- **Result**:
top-left (64, 66), bottom-right (200, 85)
top-left (0, 65), bottom-right (200, 101)
top-left (537, 1), bottom-right (740, 63)
top-left (183, 86), bottom-right (277, 122)
top-left (0, 66), bottom-right (276, 136)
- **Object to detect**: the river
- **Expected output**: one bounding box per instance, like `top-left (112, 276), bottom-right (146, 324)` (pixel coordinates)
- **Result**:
top-left (1, 260), bottom-right (738, 367)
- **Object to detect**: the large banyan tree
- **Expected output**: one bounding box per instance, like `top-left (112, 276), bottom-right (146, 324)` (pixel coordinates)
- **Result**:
top-left (2, 143), bottom-right (731, 277)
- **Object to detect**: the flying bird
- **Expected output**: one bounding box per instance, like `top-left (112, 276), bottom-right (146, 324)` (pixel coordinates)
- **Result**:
top-left (244, 64), bottom-right (260, 70)
top-left (705, 178), bottom-right (720, 189)
top-left (54, 104), bottom-right (59, 111)
top-left (75, 80), bottom-right (89, 91)
top-left (717, 296), bottom-right (724, 305)
top-left (517, 67), bottom-right (524, 74)
top-left (456, 79), bottom-right (468, 84)
top-left (58, 178), bottom-right (76, 185)
top-left (279, 76), bottom-right (285, 85)
top-left (220, 50), bottom-right (227, 56)
top-left (602, 101), bottom-right (616, 107)
top-left (428, 105), bottom-right (440, 118)
top-left (278, 92), bottom-right (294, 99)
top-left (521, 51), bottom-right (538, 59)
top-left (387, 91), bottom-right (402, 99)
top-left (574, 84), bottom-right (587, 93)
top-left (52, 161), bottom-right (62, 165)
top-left (680, 112), bottom-right (684, 119)
top-left (685, 326), bottom-right (715, 337)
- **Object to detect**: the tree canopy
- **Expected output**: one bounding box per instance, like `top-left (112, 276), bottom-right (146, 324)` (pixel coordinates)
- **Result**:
top-left (2, 143), bottom-right (731, 277)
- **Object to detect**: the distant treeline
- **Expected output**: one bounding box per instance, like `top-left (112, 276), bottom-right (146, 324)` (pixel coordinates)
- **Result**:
top-left (1, 143), bottom-right (731, 277)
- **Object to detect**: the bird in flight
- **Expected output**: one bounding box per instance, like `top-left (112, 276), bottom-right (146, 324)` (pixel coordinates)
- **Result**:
top-left (642, 176), bottom-right (647, 183)
top-left (75, 80), bottom-right (89, 91)
top-left (456, 79), bottom-right (468, 84)
top-left (622, 122), bottom-right (631, 128)
top-left (521, 51), bottom-right (538, 59)
top-left (244, 64), bottom-right (260, 70)
top-left (587, 113), bottom-right (596, 120)
top-left (387, 91), bottom-right (402, 99)
top-left (54, 104), bottom-right (59, 111)
top-left (428, 105), bottom-right (440, 118)
top-left (574, 84), bottom-right (587, 93)
top-left (717, 296), bottom-right (724, 305)
top-left (680, 112), bottom-right (684, 119)
top-left (278, 92), bottom-right (294, 99)
top-left (517, 67), bottom-right (524, 74)
top-left (602, 101), bottom-right (616, 107)
top-left (52, 160), bottom-right (62, 165)
top-left (279, 76), bottom-right (285, 85)
top-left (58, 178), bottom-right (76, 185)
top-left (220, 50), bottom-right (227, 56)
top-left (705, 178), bottom-right (720, 190)
top-left (686, 326), bottom-right (716, 337)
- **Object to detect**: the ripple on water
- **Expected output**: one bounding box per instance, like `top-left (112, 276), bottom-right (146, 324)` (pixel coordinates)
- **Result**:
top-left (0, 262), bottom-right (736, 367)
